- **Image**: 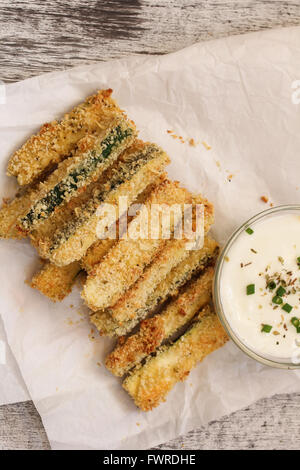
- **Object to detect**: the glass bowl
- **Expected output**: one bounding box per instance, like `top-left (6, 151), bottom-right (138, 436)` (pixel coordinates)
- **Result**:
top-left (213, 205), bottom-right (300, 369)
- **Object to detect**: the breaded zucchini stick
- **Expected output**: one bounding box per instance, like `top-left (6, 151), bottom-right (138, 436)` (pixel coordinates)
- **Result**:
top-left (7, 89), bottom-right (122, 185)
top-left (28, 157), bottom-right (121, 258)
top-left (31, 261), bottom-right (81, 302)
top-left (20, 117), bottom-right (136, 232)
top-left (32, 183), bottom-right (159, 301)
top-left (81, 238), bottom-right (116, 272)
top-left (90, 237), bottom-right (218, 337)
top-left (106, 267), bottom-right (214, 376)
top-left (80, 183), bottom-right (158, 272)
top-left (123, 306), bottom-right (228, 411)
top-left (82, 180), bottom-right (193, 312)
top-left (107, 194), bottom-right (214, 323)
top-left (48, 143), bottom-right (170, 266)
top-left (109, 239), bottom-right (190, 323)
top-left (0, 189), bottom-right (35, 239)
top-left (32, 238), bottom-right (116, 301)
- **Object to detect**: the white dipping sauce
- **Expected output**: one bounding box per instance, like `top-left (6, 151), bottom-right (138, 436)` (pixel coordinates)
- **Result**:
top-left (220, 212), bottom-right (300, 361)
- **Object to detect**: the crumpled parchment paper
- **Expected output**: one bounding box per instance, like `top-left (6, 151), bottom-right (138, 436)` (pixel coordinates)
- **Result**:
top-left (1, 26), bottom-right (300, 449)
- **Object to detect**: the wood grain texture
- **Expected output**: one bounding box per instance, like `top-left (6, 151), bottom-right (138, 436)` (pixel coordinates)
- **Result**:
top-left (1, 0), bottom-right (300, 83)
top-left (1, 0), bottom-right (300, 451)
top-left (1, 393), bottom-right (300, 450)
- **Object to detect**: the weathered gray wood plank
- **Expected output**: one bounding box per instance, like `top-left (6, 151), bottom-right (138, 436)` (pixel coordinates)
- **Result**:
top-left (157, 392), bottom-right (300, 450)
top-left (1, 393), bottom-right (300, 450)
top-left (1, 0), bottom-right (300, 83)
top-left (1, 0), bottom-right (300, 451)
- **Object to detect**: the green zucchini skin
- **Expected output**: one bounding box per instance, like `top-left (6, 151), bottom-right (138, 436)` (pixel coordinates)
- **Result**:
top-left (49, 144), bottom-right (163, 253)
top-left (21, 124), bottom-right (134, 231)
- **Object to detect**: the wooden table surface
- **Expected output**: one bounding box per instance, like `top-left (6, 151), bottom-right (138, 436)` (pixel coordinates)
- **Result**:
top-left (1, 0), bottom-right (300, 450)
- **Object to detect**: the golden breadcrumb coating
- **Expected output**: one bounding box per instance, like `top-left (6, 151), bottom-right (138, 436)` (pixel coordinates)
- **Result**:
top-left (90, 237), bottom-right (219, 337)
top-left (80, 182), bottom-right (158, 272)
top-left (81, 238), bottom-right (116, 272)
top-left (31, 261), bottom-right (81, 301)
top-left (29, 169), bottom-right (107, 257)
top-left (123, 306), bottom-right (228, 411)
top-left (0, 169), bottom-right (56, 239)
top-left (107, 194), bottom-right (214, 323)
top-left (7, 89), bottom-right (122, 185)
top-left (109, 239), bottom-right (190, 322)
top-left (82, 180), bottom-right (193, 311)
top-left (106, 266), bottom-right (214, 376)
top-left (48, 143), bottom-right (169, 266)
top-left (31, 184), bottom-right (159, 300)
top-left (0, 189), bottom-right (35, 239)
top-left (20, 117), bottom-right (136, 231)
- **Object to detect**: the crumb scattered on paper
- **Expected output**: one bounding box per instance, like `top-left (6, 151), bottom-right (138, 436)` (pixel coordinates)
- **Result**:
top-left (201, 141), bottom-right (211, 150)
top-left (261, 195), bottom-right (269, 203)
top-left (88, 328), bottom-right (95, 341)
top-left (166, 130), bottom-right (211, 149)
top-left (65, 316), bottom-right (85, 327)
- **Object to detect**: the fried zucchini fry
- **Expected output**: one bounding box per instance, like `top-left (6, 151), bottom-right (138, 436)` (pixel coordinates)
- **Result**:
top-left (123, 306), bottom-right (228, 411)
top-left (80, 182), bottom-right (158, 272)
top-left (90, 237), bottom-right (218, 337)
top-left (109, 239), bottom-right (190, 323)
top-left (0, 189), bottom-right (35, 239)
top-left (20, 117), bottom-right (136, 231)
top-left (107, 194), bottom-right (214, 324)
top-left (81, 238), bottom-right (116, 272)
top-left (83, 180), bottom-right (193, 312)
top-left (48, 143), bottom-right (170, 266)
top-left (7, 89), bottom-right (122, 185)
top-left (32, 183), bottom-right (160, 300)
top-left (31, 261), bottom-right (81, 301)
top-left (29, 155), bottom-right (122, 257)
top-left (106, 267), bottom-right (214, 376)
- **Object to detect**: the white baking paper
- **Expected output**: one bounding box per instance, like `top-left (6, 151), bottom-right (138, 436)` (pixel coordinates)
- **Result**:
top-left (0, 317), bottom-right (29, 405)
top-left (1, 26), bottom-right (300, 449)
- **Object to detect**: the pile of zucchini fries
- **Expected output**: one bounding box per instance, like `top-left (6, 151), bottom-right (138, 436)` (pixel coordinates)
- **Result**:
top-left (0, 89), bottom-right (228, 411)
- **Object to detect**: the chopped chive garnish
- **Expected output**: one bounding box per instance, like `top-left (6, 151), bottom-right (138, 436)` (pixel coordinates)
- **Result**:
top-left (282, 303), bottom-right (293, 313)
top-left (272, 295), bottom-right (283, 305)
top-left (246, 284), bottom-right (255, 295)
top-left (245, 227), bottom-right (254, 235)
top-left (291, 317), bottom-right (300, 328)
top-left (276, 286), bottom-right (286, 297)
top-left (261, 324), bottom-right (272, 333)
top-left (268, 281), bottom-right (276, 290)
top-left (297, 256), bottom-right (300, 266)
